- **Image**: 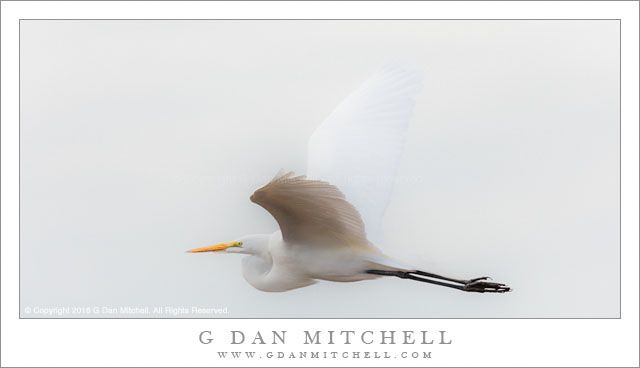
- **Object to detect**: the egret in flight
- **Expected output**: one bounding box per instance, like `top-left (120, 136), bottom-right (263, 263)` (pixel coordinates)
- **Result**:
top-left (188, 64), bottom-right (510, 293)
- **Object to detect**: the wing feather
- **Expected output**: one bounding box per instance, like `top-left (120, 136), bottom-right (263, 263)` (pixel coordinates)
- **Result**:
top-left (250, 171), bottom-right (370, 249)
top-left (306, 63), bottom-right (423, 244)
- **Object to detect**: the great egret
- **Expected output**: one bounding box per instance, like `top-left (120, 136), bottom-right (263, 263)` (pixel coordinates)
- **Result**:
top-left (188, 64), bottom-right (510, 293)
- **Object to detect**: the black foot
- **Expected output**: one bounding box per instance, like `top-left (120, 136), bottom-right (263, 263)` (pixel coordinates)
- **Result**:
top-left (463, 278), bottom-right (510, 293)
top-left (469, 276), bottom-right (491, 282)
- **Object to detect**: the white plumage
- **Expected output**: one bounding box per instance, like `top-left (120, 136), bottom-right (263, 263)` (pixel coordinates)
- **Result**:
top-left (307, 64), bottom-right (423, 244)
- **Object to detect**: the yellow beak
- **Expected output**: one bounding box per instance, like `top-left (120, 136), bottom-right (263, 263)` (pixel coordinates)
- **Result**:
top-left (187, 243), bottom-right (231, 253)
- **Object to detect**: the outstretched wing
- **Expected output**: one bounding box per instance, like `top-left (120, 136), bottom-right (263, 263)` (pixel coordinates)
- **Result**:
top-left (306, 63), bottom-right (423, 244)
top-left (250, 171), bottom-right (371, 249)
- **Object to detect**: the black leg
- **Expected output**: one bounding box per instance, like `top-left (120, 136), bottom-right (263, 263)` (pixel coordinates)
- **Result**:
top-left (366, 269), bottom-right (510, 293)
top-left (410, 270), bottom-right (489, 284)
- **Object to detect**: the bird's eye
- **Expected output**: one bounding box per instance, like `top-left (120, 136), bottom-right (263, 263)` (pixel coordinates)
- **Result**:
top-left (237, 242), bottom-right (243, 246)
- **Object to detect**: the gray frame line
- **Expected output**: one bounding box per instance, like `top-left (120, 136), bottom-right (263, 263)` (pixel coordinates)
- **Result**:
top-left (16, 18), bottom-right (623, 320)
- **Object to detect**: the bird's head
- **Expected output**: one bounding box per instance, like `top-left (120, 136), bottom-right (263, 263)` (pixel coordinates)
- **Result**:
top-left (186, 234), bottom-right (267, 255)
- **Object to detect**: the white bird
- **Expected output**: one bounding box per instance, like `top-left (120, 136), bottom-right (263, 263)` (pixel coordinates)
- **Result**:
top-left (188, 64), bottom-right (510, 293)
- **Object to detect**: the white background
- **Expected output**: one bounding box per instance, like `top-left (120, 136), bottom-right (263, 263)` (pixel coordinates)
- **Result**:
top-left (20, 19), bottom-right (619, 318)
top-left (1, 1), bottom-right (638, 367)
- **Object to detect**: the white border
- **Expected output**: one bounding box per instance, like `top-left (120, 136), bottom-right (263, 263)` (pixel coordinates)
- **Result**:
top-left (2, 1), bottom-right (638, 367)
